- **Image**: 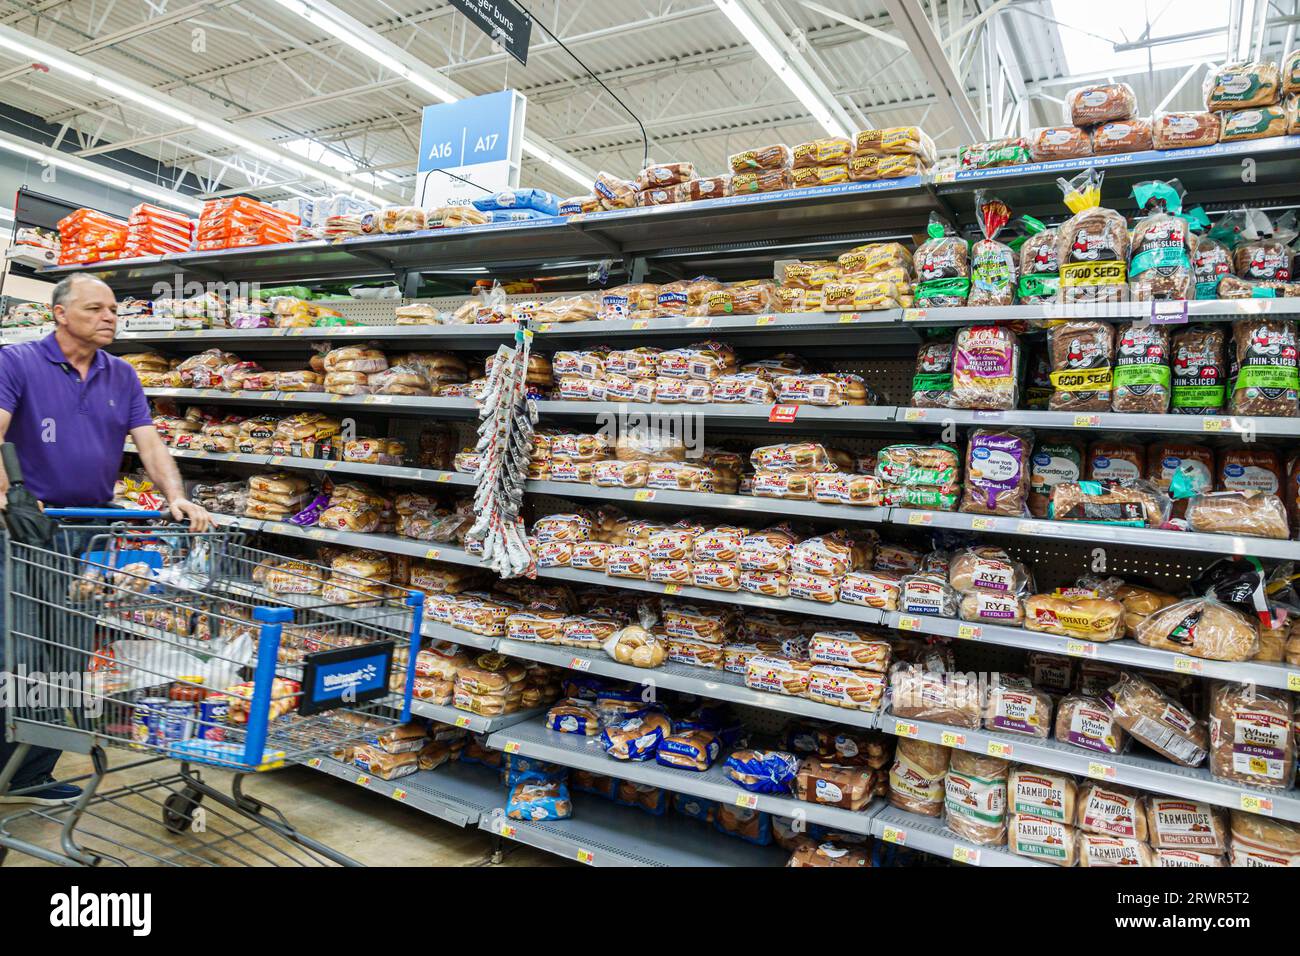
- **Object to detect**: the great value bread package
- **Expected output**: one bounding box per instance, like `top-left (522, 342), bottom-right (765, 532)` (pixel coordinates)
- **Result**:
top-left (1208, 681), bottom-right (1296, 789)
top-left (951, 325), bottom-right (1019, 409)
top-left (1029, 125), bottom-right (1092, 162)
top-left (888, 738), bottom-right (949, 817)
top-left (795, 758), bottom-right (877, 811)
top-left (944, 750), bottom-right (1008, 845)
top-left (1134, 596), bottom-right (1259, 662)
top-left (1066, 82), bottom-right (1137, 126)
top-left (1028, 438), bottom-right (1084, 518)
top-left (1231, 318), bottom-right (1299, 416)
top-left (960, 429), bottom-right (1031, 516)
top-left (1205, 61), bottom-right (1281, 110)
top-left (1152, 110), bottom-right (1221, 149)
top-left (1092, 118), bottom-right (1153, 155)
top-left (1108, 672), bottom-right (1208, 767)
top-left (1187, 491), bottom-right (1291, 539)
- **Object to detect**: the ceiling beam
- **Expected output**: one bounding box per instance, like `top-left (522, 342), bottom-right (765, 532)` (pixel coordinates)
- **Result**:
top-left (882, 0), bottom-right (985, 141)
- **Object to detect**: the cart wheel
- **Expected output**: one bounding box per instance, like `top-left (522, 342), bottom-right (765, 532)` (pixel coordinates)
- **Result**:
top-left (162, 788), bottom-right (203, 834)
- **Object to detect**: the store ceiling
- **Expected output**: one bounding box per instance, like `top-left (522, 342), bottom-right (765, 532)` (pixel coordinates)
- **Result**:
top-left (0, 0), bottom-right (1290, 205)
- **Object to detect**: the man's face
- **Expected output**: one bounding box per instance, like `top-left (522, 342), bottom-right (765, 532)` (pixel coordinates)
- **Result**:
top-left (55, 278), bottom-right (118, 348)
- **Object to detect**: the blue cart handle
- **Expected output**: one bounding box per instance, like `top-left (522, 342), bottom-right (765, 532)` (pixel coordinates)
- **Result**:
top-left (44, 508), bottom-right (167, 519)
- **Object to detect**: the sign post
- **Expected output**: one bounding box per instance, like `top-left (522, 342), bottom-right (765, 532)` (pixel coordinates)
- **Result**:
top-left (414, 89), bottom-right (526, 208)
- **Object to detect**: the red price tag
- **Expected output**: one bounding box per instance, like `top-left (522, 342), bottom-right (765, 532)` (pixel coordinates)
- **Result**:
top-left (768, 404), bottom-right (799, 423)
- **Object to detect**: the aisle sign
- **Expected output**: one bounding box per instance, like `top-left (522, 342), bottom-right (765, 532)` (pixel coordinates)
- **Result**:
top-left (415, 90), bottom-right (525, 208)
top-left (447, 0), bottom-right (532, 65)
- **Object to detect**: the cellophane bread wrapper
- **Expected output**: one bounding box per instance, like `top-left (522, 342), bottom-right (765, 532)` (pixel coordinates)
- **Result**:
top-left (1055, 693), bottom-right (1126, 755)
top-left (983, 674), bottom-right (1052, 738)
top-left (1029, 126), bottom-right (1092, 162)
top-left (1128, 179), bottom-right (1193, 304)
top-left (913, 215), bottom-right (969, 306)
top-left (1152, 110), bottom-right (1221, 150)
top-left (1009, 813), bottom-right (1078, 866)
top-left (875, 443), bottom-right (960, 486)
top-left (960, 429), bottom-right (1031, 516)
top-left (1108, 672), bottom-right (1208, 767)
top-left (1056, 168), bottom-right (1129, 303)
top-left (911, 340), bottom-right (955, 408)
top-left (952, 325), bottom-right (1019, 409)
top-left (1205, 62), bottom-right (1281, 110)
top-left (948, 546), bottom-right (1030, 595)
top-left (888, 657), bottom-right (982, 728)
top-left (958, 137), bottom-right (1029, 169)
top-left (1017, 219), bottom-right (1060, 303)
top-left (1185, 491), bottom-right (1291, 540)
top-left (1048, 320), bottom-right (1113, 411)
top-left (1112, 321), bottom-right (1171, 411)
top-left (1091, 118), bottom-right (1153, 155)
top-left (1028, 438), bottom-right (1084, 518)
top-left (1024, 593), bottom-right (1126, 642)
top-left (1208, 681), bottom-right (1295, 790)
top-left (967, 191), bottom-right (1015, 307)
top-left (1066, 82), bottom-right (1137, 126)
top-left (943, 750), bottom-right (1008, 845)
top-left (1050, 478), bottom-right (1171, 527)
top-left (1231, 317), bottom-right (1299, 416)
top-left (888, 737), bottom-right (950, 817)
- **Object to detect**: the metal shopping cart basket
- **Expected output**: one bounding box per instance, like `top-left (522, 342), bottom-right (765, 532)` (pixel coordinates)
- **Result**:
top-left (0, 500), bottom-right (424, 867)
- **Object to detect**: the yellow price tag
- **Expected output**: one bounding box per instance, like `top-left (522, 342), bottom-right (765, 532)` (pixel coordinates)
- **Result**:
top-left (952, 845), bottom-right (980, 865)
top-left (734, 792), bottom-right (759, 809)
top-left (454, 716), bottom-right (471, 728)
top-left (1203, 417), bottom-right (1228, 432)
top-left (986, 741), bottom-right (1013, 759)
top-left (837, 313), bottom-right (860, 323)
top-left (1073, 414), bottom-right (1101, 427)
top-left (355, 774), bottom-right (371, 787)
top-left (755, 316), bottom-right (776, 326)
top-left (631, 320), bottom-right (647, 330)
top-left (633, 490), bottom-right (656, 502)
top-left (537, 323), bottom-right (552, 333)
top-left (970, 517), bottom-right (996, 531)
top-left (504, 741), bottom-right (522, 754)
top-left (894, 720), bottom-right (919, 737)
top-left (576, 849), bottom-right (594, 864)
top-left (663, 584), bottom-right (681, 595)
top-left (896, 615), bottom-right (921, 631)
top-left (569, 657), bottom-right (591, 671)
top-left (1240, 793), bottom-right (1275, 816)
top-left (306, 757), bottom-right (322, 768)
top-left (330, 394), bottom-right (343, 402)
top-left (437, 473), bottom-right (453, 482)
top-left (902, 308), bottom-right (927, 322)
top-left (956, 624), bottom-right (981, 641)
top-left (1087, 761), bottom-right (1117, 781)
top-left (1065, 641), bottom-right (1097, 658)
top-left (424, 549), bottom-right (440, 560)
top-left (392, 788), bottom-right (407, 801)
top-left (1288, 673), bottom-right (1300, 692)
top-left (1173, 656), bottom-right (1202, 674)
top-left (882, 826), bottom-right (907, 845)
top-left (499, 824), bottom-right (517, 838)
top-left (941, 731), bottom-right (967, 748)
top-left (903, 408), bottom-right (925, 422)
top-left (907, 512), bottom-right (932, 526)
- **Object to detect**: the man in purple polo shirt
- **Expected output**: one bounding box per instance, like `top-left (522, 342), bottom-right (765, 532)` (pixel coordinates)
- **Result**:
top-left (0, 272), bottom-right (210, 806)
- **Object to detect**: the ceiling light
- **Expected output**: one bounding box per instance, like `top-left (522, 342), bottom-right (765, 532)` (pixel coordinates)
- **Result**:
top-left (522, 141), bottom-right (591, 189)
top-left (93, 76), bottom-right (196, 125)
top-left (712, 0), bottom-right (848, 138)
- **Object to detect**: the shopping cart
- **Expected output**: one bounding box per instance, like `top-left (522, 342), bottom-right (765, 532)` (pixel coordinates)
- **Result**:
top-left (0, 497), bottom-right (424, 866)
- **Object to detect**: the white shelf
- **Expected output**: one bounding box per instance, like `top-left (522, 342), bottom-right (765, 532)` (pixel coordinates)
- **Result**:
top-left (303, 755), bottom-right (502, 828)
top-left (409, 699), bottom-right (543, 734)
top-left (877, 711), bottom-right (1300, 823)
top-left (897, 406), bottom-right (1300, 439)
top-left (869, 805), bottom-right (1042, 867)
top-left (143, 387), bottom-right (481, 416)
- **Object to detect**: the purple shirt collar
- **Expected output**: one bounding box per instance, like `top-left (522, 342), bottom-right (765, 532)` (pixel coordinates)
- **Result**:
top-left (38, 332), bottom-right (107, 376)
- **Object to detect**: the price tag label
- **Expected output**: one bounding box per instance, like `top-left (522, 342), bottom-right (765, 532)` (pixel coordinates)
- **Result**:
top-left (322, 461), bottom-right (338, 469)
top-left (503, 741), bottom-right (522, 754)
top-left (838, 313), bottom-right (862, 323)
top-left (688, 316), bottom-right (713, 328)
top-left (907, 512), bottom-right (933, 526)
top-left (1150, 300), bottom-right (1189, 324)
top-left (940, 731), bottom-right (967, 748)
top-left (952, 845), bottom-right (980, 865)
top-left (663, 583), bottom-right (681, 595)
top-left (437, 473), bottom-right (453, 482)
top-left (1202, 417), bottom-right (1230, 432)
top-left (306, 757), bottom-right (322, 768)
top-left (424, 549), bottom-right (440, 560)
top-left (1065, 640), bottom-right (1097, 658)
top-left (896, 615), bottom-right (921, 631)
top-left (903, 408), bottom-right (926, 422)
top-left (881, 826), bottom-right (907, 845)
top-left (454, 716), bottom-right (472, 728)
top-left (1073, 415), bottom-right (1101, 428)
top-left (330, 394), bottom-right (343, 402)
top-left (902, 308), bottom-right (927, 322)
top-left (269, 456), bottom-right (284, 465)
top-left (986, 741), bottom-right (1013, 759)
top-left (970, 517), bottom-right (996, 531)
top-left (1240, 793), bottom-right (1275, 816)
top-left (499, 823), bottom-right (517, 838)
top-left (1288, 672), bottom-right (1300, 692)
top-left (734, 792), bottom-right (759, 809)
top-left (576, 849), bottom-right (594, 864)
top-left (894, 720), bottom-right (920, 737)
top-left (768, 404), bottom-right (799, 423)
top-left (1173, 656), bottom-right (1203, 674)
top-left (355, 774), bottom-right (371, 787)
top-left (1016, 521), bottom-right (1041, 535)
top-left (956, 624), bottom-right (981, 641)
top-left (633, 490), bottom-right (656, 502)
top-left (631, 320), bottom-right (647, 330)
top-left (392, 788), bottom-right (408, 801)
top-left (755, 316), bottom-right (776, 326)
top-left (1087, 761), bottom-right (1117, 781)
top-left (569, 657), bottom-right (591, 671)
top-left (536, 323), bottom-right (552, 333)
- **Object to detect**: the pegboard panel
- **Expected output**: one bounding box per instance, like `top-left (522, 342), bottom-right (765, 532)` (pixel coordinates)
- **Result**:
top-left (829, 357), bottom-right (915, 407)
top-left (733, 702), bottom-right (805, 736)
top-left (408, 290), bottom-right (577, 313)
top-left (326, 297), bottom-right (406, 326)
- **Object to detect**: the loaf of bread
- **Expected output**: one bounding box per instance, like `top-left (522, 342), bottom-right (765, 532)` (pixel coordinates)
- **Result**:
top-left (1029, 125), bottom-right (1091, 162)
top-left (952, 325), bottom-right (1019, 409)
top-left (1048, 321), bottom-right (1114, 411)
top-left (1135, 596), bottom-right (1260, 662)
top-left (1009, 766), bottom-right (1077, 822)
top-left (1147, 796), bottom-right (1229, 852)
top-left (943, 750), bottom-right (1008, 846)
top-left (1232, 318), bottom-right (1299, 416)
top-left (1109, 673), bottom-right (1208, 767)
top-left (1186, 491), bottom-right (1291, 540)
top-left (889, 661), bottom-right (982, 728)
top-left (1079, 834), bottom-right (1155, 867)
top-left (1152, 110), bottom-right (1220, 149)
top-left (1228, 810), bottom-right (1300, 866)
top-left (1091, 118), bottom-right (1152, 155)
top-left (795, 757), bottom-right (876, 810)
top-left (1208, 682), bottom-right (1296, 789)
top-left (984, 675), bottom-right (1053, 738)
top-left (1077, 782), bottom-right (1148, 840)
top-left (1009, 813), bottom-right (1078, 866)
top-left (1205, 61), bottom-right (1281, 110)
top-left (786, 841), bottom-right (872, 868)
top-left (1050, 480), bottom-right (1168, 527)
top-left (1055, 694), bottom-right (1126, 755)
top-left (948, 547), bottom-right (1029, 595)
top-left (887, 738), bottom-right (949, 817)
top-left (1024, 593), bottom-right (1125, 642)
top-left (1067, 82), bottom-right (1137, 125)
top-left (961, 429), bottom-right (1031, 516)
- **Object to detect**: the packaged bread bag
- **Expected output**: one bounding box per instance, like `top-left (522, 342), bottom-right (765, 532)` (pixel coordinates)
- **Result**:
top-left (1231, 317), bottom-right (1299, 416)
top-left (911, 338), bottom-right (955, 408)
top-left (1029, 437), bottom-right (1084, 518)
top-left (1128, 180), bottom-right (1193, 302)
top-left (1056, 168), bottom-right (1129, 303)
top-left (1047, 320), bottom-right (1114, 411)
top-left (967, 191), bottom-right (1016, 307)
top-left (1204, 61), bottom-right (1281, 111)
top-left (1016, 217), bottom-right (1060, 304)
top-left (951, 324), bottom-right (1020, 410)
top-left (913, 214), bottom-right (970, 307)
top-left (943, 750), bottom-right (1008, 846)
top-left (1066, 82), bottom-right (1137, 126)
top-left (1208, 681), bottom-right (1295, 789)
top-left (1170, 325), bottom-right (1228, 413)
top-left (960, 428), bottom-right (1032, 516)
top-left (888, 737), bottom-right (950, 817)
top-left (1112, 321), bottom-right (1171, 413)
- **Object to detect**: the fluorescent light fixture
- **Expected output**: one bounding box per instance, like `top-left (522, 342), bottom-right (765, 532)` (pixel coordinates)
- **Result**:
top-left (93, 76), bottom-right (196, 125)
top-left (1236, 0), bottom-right (1256, 61)
top-left (712, 0), bottom-right (848, 138)
top-left (522, 141), bottom-right (591, 189)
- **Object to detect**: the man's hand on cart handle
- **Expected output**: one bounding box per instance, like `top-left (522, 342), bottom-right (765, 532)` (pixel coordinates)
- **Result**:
top-left (170, 496), bottom-right (211, 532)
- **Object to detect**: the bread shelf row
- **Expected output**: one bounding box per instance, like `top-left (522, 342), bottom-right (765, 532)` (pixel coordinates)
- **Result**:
top-left (876, 710), bottom-right (1300, 824)
top-left (303, 754), bottom-right (497, 829)
top-left (486, 715), bottom-right (1039, 867)
top-left (212, 514), bottom-right (1300, 692)
top-left (132, 443), bottom-right (477, 488)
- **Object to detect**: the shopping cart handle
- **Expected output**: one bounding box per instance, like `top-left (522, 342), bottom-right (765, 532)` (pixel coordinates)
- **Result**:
top-left (44, 507), bottom-right (167, 519)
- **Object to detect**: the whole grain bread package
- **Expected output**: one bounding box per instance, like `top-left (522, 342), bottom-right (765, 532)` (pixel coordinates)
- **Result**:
top-left (1056, 168), bottom-right (1129, 303)
top-left (1048, 320), bottom-right (1114, 411)
top-left (1192, 237), bottom-right (1232, 298)
top-left (960, 428), bottom-right (1032, 516)
top-left (1029, 437), bottom-right (1085, 518)
top-left (1170, 325), bottom-right (1228, 413)
top-left (943, 750), bottom-right (1009, 846)
top-left (1231, 317), bottom-right (1299, 416)
top-left (913, 214), bottom-right (970, 307)
top-left (951, 324), bottom-right (1019, 410)
top-left (1066, 82), bottom-right (1137, 126)
top-left (1016, 217), bottom-right (1060, 304)
top-left (911, 338), bottom-right (955, 408)
top-left (967, 191), bottom-right (1015, 307)
top-left (1218, 446), bottom-right (1283, 494)
top-left (1112, 321), bottom-right (1171, 413)
top-left (1128, 180), bottom-right (1193, 302)
top-left (1208, 681), bottom-right (1296, 789)
top-left (1108, 672), bottom-right (1209, 767)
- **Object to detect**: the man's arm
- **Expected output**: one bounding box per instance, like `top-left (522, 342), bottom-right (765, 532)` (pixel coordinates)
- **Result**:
top-left (0, 407), bottom-right (10, 509)
top-left (129, 424), bottom-right (210, 531)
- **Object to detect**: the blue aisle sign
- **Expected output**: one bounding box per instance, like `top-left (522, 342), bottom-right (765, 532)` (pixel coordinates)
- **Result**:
top-left (415, 90), bottom-right (525, 207)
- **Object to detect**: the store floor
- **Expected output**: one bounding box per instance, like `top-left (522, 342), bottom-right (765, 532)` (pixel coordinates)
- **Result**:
top-left (3, 752), bottom-right (567, 867)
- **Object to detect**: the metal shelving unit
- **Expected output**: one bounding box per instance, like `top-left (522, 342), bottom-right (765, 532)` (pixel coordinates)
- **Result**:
top-left (303, 755), bottom-right (502, 829)
top-left (144, 388), bottom-right (483, 418)
top-left (409, 700), bottom-right (542, 734)
top-left (877, 711), bottom-right (1300, 823)
top-left (868, 805), bottom-right (1041, 867)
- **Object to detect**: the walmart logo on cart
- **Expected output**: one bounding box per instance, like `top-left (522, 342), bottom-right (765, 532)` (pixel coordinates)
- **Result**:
top-left (321, 663), bottom-right (379, 691)
top-left (50, 886), bottom-right (151, 936)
